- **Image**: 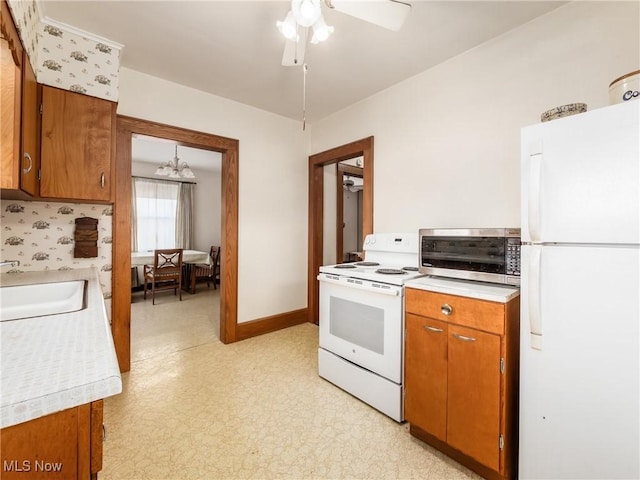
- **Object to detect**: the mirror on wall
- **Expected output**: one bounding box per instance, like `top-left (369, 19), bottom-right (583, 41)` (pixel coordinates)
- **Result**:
top-left (338, 158), bottom-right (363, 263)
top-left (322, 156), bottom-right (364, 265)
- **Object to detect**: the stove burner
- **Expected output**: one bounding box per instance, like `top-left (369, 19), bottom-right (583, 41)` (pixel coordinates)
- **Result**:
top-left (402, 266), bottom-right (419, 272)
top-left (355, 262), bottom-right (380, 267)
top-left (334, 264), bottom-right (357, 269)
top-left (376, 268), bottom-right (407, 275)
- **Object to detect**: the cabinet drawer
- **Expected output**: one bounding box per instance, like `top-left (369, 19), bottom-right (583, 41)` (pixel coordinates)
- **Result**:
top-left (406, 288), bottom-right (505, 335)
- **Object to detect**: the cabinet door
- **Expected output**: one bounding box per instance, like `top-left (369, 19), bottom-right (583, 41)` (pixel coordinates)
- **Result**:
top-left (90, 400), bottom-right (104, 476)
top-left (405, 313), bottom-right (448, 441)
top-left (447, 324), bottom-right (501, 471)
top-left (1, 407), bottom-right (79, 479)
top-left (0, 0), bottom-right (22, 190)
top-left (20, 53), bottom-right (38, 196)
top-left (40, 86), bottom-right (113, 201)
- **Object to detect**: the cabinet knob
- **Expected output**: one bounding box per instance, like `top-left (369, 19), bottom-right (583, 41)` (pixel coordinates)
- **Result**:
top-left (441, 303), bottom-right (453, 316)
top-left (23, 152), bottom-right (32, 174)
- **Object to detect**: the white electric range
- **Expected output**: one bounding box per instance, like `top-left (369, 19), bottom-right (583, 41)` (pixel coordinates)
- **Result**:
top-left (317, 233), bottom-right (424, 422)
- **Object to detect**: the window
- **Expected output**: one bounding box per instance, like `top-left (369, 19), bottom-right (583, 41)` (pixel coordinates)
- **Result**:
top-left (132, 178), bottom-right (179, 251)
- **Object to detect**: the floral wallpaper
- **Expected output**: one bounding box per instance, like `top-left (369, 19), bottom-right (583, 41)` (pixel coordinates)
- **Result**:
top-left (38, 19), bottom-right (120, 101)
top-left (7, 0), bottom-right (121, 102)
top-left (1, 200), bottom-right (113, 299)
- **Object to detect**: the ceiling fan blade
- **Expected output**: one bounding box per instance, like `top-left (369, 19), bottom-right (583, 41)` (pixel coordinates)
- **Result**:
top-left (329, 0), bottom-right (411, 31)
top-left (282, 29), bottom-right (308, 66)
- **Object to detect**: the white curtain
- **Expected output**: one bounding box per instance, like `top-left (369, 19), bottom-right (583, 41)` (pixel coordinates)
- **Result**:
top-left (132, 177), bottom-right (180, 252)
top-left (176, 183), bottom-right (194, 249)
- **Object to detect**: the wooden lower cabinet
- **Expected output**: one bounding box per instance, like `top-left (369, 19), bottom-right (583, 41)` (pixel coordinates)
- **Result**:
top-left (405, 315), bottom-right (448, 441)
top-left (1, 400), bottom-right (104, 479)
top-left (405, 287), bottom-right (520, 480)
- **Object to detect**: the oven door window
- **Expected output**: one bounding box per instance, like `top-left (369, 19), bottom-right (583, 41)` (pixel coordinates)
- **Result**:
top-left (421, 236), bottom-right (506, 274)
top-left (330, 297), bottom-right (384, 355)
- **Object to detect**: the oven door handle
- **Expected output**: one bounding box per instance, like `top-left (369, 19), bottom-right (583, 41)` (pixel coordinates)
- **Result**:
top-left (317, 274), bottom-right (401, 296)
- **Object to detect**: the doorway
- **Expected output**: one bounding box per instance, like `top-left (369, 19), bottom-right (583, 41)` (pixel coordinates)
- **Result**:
top-left (336, 160), bottom-right (364, 263)
top-left (307, 137), bottom-right (374, 324)
top-left (112, 116), bottom-right (239, 372)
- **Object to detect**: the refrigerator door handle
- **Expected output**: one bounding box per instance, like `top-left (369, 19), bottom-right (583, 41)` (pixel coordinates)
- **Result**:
top-left (529, 245), bottom-right (543, 350)
top-left (528, 153), bottom-right (542, 243)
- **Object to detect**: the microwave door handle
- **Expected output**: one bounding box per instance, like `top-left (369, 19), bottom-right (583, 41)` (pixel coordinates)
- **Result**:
top-left (528, 153), bottom-right (542, 243)
top-left (528, 245), bottom-right (543, 350)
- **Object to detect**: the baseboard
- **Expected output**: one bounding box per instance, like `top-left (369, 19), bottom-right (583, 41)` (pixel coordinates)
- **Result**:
top-left (236, 308), bottom-right (308, 341)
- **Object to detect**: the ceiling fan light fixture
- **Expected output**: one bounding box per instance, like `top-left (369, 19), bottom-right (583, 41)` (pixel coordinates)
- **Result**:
top-left (310, 17), bottom-right (334, 44)
top-left (277, 10), bottom-right (299, 41)
top-left (292, 0), bottom-right (321, 28)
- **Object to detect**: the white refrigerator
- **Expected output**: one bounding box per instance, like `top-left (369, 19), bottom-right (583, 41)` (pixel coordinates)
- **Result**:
top-left (519, 100), bottom-right (639, 479)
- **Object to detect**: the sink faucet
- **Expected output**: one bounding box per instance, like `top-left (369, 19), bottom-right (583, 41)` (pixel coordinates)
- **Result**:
top-left (0, 260), bottom-right (20, 268)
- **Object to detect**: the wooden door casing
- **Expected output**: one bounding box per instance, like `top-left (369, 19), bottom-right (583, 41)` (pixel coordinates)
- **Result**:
top-left (405, 313), bottom-right (448, 441)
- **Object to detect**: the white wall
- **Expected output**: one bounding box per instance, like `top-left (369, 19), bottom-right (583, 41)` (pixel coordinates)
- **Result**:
top-left (119, 68), bottom-right (309, 323)
top-left (131, 160), bottom-right (222, 252)
top-left (310, 2), bottom-right (640, 234)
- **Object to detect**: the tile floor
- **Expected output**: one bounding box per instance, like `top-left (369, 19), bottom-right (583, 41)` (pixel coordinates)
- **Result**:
top-left (101, 287), bottom-right (480, 479)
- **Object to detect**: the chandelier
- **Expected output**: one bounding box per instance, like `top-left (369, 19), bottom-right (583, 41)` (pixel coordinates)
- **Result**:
top-left (154, 145), bottom-right (195, 179)
top-left (277, 0), bottom-right (334, 44)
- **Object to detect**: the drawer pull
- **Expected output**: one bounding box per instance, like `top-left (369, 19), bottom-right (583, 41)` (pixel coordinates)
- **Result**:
top-left (453, 333), bottom-right (476, 342)
top-left (441, 303), bottom-right (453, 316)
top-left (423, 325), bottom-right (443, 333)
top-left (100, 172), bottom-right (105, 188)
top-left (23, 152), bottom-right (32, 174)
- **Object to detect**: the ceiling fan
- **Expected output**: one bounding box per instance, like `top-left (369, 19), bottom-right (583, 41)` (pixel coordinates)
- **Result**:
top-left (277, 0), bottom-right (412, 66)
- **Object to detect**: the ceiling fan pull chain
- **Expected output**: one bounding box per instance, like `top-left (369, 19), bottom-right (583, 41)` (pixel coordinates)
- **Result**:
top-left (302, 63), bottom-right (308, 131)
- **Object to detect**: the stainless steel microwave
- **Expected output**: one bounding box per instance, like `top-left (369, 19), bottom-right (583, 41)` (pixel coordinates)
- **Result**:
top-left (419, 228), bottom-right (521, 285)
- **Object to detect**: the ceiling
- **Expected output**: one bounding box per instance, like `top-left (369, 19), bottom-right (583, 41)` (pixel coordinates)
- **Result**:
top-left (39, 1), bottom-right (565, 124)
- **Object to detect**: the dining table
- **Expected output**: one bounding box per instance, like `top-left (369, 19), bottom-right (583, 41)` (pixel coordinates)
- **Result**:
top-left (131, 250), bottom-right (212, 294)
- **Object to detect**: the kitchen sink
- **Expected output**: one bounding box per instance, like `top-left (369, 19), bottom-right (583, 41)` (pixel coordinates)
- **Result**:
top-left (0, 280), bottom-right (86, 321)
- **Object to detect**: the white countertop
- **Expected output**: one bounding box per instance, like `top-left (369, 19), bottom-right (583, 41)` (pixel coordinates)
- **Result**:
top-left (406, 276), bottom-right (520, 303)
top-left (0, 268), bottom-right (122, 429)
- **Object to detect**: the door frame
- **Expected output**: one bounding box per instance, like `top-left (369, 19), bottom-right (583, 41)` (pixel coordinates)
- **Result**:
top-left (307, 136), bottom-right (373, 324)
top-left (112, 116), bottom-right (239, 372)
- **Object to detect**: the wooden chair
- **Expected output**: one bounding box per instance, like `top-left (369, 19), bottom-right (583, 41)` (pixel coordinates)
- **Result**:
top-left (143, 249), bottom-right (183, 305)
top-left (192, 246), bottom-right (220, 292)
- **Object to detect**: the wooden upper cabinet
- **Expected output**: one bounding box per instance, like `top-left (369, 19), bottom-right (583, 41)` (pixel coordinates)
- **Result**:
top-left (40, 85), bottom-right (115, 202)
top-left (1, 0), bottom-right (23, 191)
top-left (19, 52), bottom-right (39, 196)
